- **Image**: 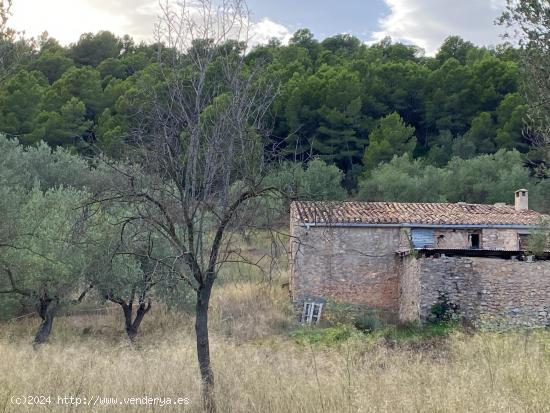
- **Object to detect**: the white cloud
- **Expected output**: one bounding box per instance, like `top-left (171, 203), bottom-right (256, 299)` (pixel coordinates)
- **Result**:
top-left (249, 17), bottom-right (292, 47)
top-left (10, 0), bottom-right (290, 48)
top-left (371, 0), bottom-right (507, 56)
top-left (10, 0), bottom-right (133, 44)
top-left (84, 0), bottom-right (159, 42)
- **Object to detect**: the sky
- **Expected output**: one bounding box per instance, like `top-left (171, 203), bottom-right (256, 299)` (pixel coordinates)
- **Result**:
top-left (9, 0), bottom-right (507, 56)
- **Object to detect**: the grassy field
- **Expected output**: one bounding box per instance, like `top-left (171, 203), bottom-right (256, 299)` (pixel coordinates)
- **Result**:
top-left (1, 278), bottom-right (550, 413)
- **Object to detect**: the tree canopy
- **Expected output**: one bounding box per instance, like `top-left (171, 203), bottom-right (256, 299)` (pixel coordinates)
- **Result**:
top-left (0, 28), bottom-right (546, 209)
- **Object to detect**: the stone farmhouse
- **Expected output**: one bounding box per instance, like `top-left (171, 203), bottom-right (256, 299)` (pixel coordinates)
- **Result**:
top-left (289, 190), bottom-right (550, 327)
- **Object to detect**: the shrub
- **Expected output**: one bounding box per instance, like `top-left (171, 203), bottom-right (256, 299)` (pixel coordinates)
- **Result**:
top-left (354, 312), bottom-right (381, 333)
top-left (429, 292), bottom-right (460, 323)
top-left (323, 300), bottom-right (356, 325)
top-left (526, 218), bottom-right (550, 256)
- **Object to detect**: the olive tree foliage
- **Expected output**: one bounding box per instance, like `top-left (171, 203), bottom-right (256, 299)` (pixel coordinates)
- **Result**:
top-left (0, 135), bottom-right (161, 343)
top-left (0, 135), bottom-right (101, 342)
top-left (0, 135), bottom-right (106, 190)
top-left (93, 1), bottom-right (278, 410)
top-left (0, 185), bottom-right (99, 344)
top-left (85, 214), bottom-right (179, 341)
top-left (251, 159), bottom-right (347, 225)
top-left (500, 0), bottom-right (550, 173)
top-left (527, 218), bottom-right (550, 256)
top-left (357, 150), bottom-right (549, 211)
top-left (264, 159), bottom-right (347, 202)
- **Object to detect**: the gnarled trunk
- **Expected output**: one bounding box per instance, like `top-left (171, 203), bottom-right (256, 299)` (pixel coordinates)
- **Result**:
top-left (117, 299), bottom-right (151, 342)
top-left (196, 280), bottom-right (215, 413)
top-left (34, 297), bottom-right (58, 345)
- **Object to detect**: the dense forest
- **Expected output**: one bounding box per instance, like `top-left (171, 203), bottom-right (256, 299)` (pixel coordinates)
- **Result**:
top-left (0, 28), bottom-right (548, 210)
top-left (0, 28), bottom-right (548, 209)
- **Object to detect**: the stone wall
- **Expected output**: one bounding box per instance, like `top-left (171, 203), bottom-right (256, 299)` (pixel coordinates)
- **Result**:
top-left (432, 228), bottom-right (520, 250)
top-left (290, 225), bottom-right (402, 315)
top-left (482, 229), bottom-right (519, 250)
top-left (413, 256), bottom-right (481, 322)
top-left (401, 255), bottom-right (550, 327)
top-left (474, 258), bottom-right (550, 326)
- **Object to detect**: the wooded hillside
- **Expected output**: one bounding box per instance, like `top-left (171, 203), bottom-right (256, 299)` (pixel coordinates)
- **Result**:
top-left (0, 28), bottom-right (548, 209)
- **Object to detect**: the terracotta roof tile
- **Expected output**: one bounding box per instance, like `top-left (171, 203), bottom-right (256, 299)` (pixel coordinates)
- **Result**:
top-left (291, 201), bottom-right (546, 226)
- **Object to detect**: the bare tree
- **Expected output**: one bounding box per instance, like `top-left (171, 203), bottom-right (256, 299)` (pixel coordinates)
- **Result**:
top-left (0, 0), bottom-right (11, 33)
top-left (0, 0), bottom-right (20, 82)
top-left (94, 1), bottom-right (278, 410)
top-left (500, 0), bottom-right (550, 174)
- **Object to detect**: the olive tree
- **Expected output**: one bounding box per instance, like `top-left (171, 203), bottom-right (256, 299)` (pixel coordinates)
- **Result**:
top-left (89, 249), bottom-right (154, 342)
top-left (0, 135), bottom-right (175, 343)
top-left (0, 135), bottom-right (113, 343)
top-left (86, 215), bottom-right (178, 342)
top-left (527, 218), bottom-right (550, 256)
top-left (0, 186), bottom-right (95, 343)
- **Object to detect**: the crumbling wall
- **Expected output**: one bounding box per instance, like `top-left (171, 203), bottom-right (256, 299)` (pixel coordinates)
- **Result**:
top-left (399, 255), bottom-right (550, 327)
top-left (398, 254), bottom-right (420, 322)
top-left (415, 256), bottom-right (481, 321)
top-left (473, 258), bottom-right (550, 327)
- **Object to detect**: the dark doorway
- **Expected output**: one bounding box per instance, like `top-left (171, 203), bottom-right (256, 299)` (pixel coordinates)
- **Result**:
top-left (469, 233), bottom-right (480, 249)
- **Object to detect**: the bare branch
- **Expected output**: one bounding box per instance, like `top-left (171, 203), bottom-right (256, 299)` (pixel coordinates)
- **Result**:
top-left (0, 265), bottom-right (31, 296)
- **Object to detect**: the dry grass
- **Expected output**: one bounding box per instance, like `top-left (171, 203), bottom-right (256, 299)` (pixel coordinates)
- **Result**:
top-left (1, 279), bottom-right (550, 413)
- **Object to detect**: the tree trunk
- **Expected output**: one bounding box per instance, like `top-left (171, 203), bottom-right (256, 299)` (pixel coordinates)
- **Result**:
top-left (121, 303), bottom-right (136, 341)
top-left (120, 301), bottom-right (151, 342)
top-left (195, 281), bottom-right (215, 413)
top-left (33, 298), bottom-right (58, 345)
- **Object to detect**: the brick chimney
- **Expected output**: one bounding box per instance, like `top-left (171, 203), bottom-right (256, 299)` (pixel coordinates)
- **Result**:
top-left (515, 189), bottom-right (528, 211)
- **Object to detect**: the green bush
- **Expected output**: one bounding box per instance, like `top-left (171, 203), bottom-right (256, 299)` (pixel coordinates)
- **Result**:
top-left (429, 293), bottom-right (460, 323)
top-left (323, 299), bottom-right (356, 325)
top-left (526, 218), bottom-right (550, 256)
top-left (354, 312), bottom-right (381, 332)
top-left (323, 301), bottom-right (385, 333)
top-left (0, 295), bottom-right (27, 321)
